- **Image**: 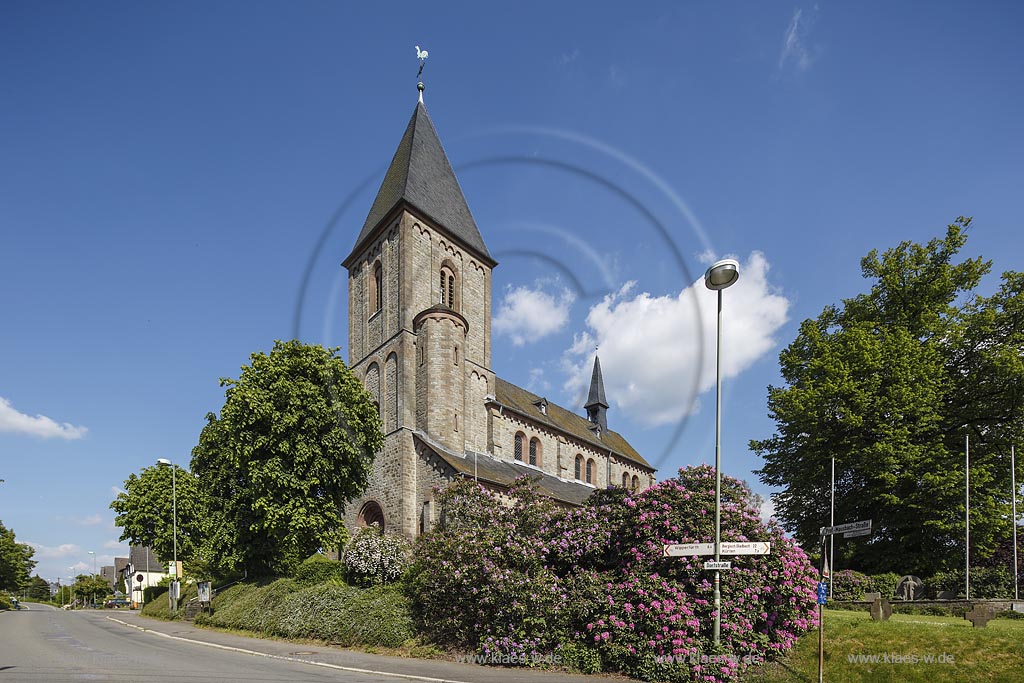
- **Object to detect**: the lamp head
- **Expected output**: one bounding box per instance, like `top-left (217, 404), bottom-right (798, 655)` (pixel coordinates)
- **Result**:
top-left (156, 458), bottom-right (172, 466)
top-left (704, 258), bottom-right (740, 291)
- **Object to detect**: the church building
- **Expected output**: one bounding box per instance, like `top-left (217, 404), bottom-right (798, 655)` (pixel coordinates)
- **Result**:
top-left (342, 87), bottom-right (655, 539)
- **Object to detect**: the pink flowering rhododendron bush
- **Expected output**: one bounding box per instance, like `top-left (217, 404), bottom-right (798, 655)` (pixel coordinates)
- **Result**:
top-left (410, 465), bottom-right (818, 682)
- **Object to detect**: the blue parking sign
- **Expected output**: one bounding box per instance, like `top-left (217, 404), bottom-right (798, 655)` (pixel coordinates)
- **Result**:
top-left (816, 581), bottom-right (828, 605)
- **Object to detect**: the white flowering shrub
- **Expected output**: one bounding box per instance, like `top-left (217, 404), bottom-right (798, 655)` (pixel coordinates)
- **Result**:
top-left (342, 526), bottom-right (410, 585)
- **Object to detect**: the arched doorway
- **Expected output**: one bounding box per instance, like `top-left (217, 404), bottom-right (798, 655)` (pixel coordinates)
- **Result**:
top-left (357, 500), bottom-right (385, 532)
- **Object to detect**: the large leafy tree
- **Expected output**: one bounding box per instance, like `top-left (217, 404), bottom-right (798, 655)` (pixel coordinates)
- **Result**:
top-left (191, 340), bottom-right (383, 577)
top-left (110, 462), bottom-right (205, 570)
top-left (0, 520), bottom-right (35, 591)
top-left (754, 219), bottom-right (1024, 576)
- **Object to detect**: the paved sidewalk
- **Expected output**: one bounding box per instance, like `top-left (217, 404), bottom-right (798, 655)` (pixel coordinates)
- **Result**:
top-left (105, 611), bottom-right (624, 683)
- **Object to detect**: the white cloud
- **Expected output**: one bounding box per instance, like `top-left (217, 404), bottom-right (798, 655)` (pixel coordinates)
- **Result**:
top-left (759, 497), bottom-right (777, 523)
top-left (526, 368), bottom-right (550, 393)
top-left (0, 396), bottom-right (87, 440)
top-left (111, 486), bottom-right (127, 497)
top-left (103, 540), bottom-right (127, 550)
top-left (75, 514), bottom-right (104, 527)
top-left (560, 48), bottom-right (580, 65)
top-left (27, 542), bottom-right (81, 560)
top-left (494, 283), bottom-right (576, 346)
top-left (563, 252), bottom-right (789, 426)
top-left (778, 7), bottom-right (815, 72)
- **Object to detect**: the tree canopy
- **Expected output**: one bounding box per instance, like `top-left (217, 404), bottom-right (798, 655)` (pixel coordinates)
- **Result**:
top-left (0, 519), bottom-right (35, 591)
top-left (110, 462), bottom-right (204, 569)
top-left (754, 219), bottom-right (1024, 576)
top-left (190, 340), bottom-right (383, 577)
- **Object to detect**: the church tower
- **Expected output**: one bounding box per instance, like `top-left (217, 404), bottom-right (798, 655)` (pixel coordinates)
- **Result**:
top-left (342, 91), bottom-right (497, 538)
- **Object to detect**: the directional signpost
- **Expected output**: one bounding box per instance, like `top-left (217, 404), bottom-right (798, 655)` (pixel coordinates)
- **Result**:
top-left (720, 541), bottom-right (771, 556)
top-left (663, 542), bottom-right (715, 557)
top-left (817, 520), bottom-right (872, 682)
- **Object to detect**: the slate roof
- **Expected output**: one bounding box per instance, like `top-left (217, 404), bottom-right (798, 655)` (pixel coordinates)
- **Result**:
top-left (346, 101), bottom-right (493, 266)
top-left (127, 546), bottom-right (163, 571)
top-left (585, 356), bottom-right (609, 409)
top-left (414, 432), bottom-right (595, 506)
top-left (494, 377), bottom-right (653, 471)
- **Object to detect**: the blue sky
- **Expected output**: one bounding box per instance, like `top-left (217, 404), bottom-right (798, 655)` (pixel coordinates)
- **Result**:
top-left (3, 2), bottom-right (1023, 584)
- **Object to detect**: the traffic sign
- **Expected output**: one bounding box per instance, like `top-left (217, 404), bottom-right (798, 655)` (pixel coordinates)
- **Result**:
top-left (704, 560), bottom-right (732, 570)
top-left (843, 528), bottom-right (871, 539)
top-left (719, 541), bottom-right (771, 556)
top-left (821, 519), bottom-right (871, 536)
top-left (663, 542), bottom-right (715, 557)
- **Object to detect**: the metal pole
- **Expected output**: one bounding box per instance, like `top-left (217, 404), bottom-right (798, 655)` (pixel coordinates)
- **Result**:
top-left (966, 434), bottom-right (970, 600)
top-left (829, 457), bottom-right (835, 598)
top-left (1013, 445), bottom-right (1018, 601)
top-left (713, 288), bottom-right (723, 645)
top-left (172, 462), bottom-right (178, 612)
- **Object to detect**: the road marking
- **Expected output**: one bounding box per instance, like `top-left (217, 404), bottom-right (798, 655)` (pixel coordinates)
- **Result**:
top-left (105, 617), bottom-right (476, 683)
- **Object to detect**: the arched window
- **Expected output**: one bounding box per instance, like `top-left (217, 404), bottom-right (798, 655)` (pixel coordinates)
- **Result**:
top-left (574, 454), bottom-right (583, 480)
top-left (372, 260), bottom-right (383, 313)
top-left (439, 266), bottom-right (456, 309)
top-left (514, 432), bottom-right (525, 461)
top-left (622, 472), bottom-right (630, 489)
top-left (631, 475), bottom-right (639, 492)
top-left (586, 458), bottom-right (595, 484)
top-left (529, 438), bottom-right (540, 466)
top-left (357, 501), bottom-right (385, 531)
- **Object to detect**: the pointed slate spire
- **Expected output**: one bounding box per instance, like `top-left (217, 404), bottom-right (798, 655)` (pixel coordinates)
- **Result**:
top-left (346, 101), bottom-right (493, 266)
top-left (584, 355), bottom-right (609, 433)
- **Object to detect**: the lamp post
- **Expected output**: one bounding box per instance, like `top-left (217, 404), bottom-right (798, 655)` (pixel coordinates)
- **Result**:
top-left (705, 257), bottom-right (740, 645)
top-left (156, 458), bottom-right (178, 611)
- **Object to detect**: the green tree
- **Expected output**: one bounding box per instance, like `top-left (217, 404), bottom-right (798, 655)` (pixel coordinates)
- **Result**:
top-left (110, 462), bottom-right (204, 570)
top-left (191, 340), bottom-right (383, 577)
top-left (754, 219), bottom-right (1024, 576)
top-left (72, 573), bottom-right (109, 606)
top-left (0, 520), bottom-right (35, 591)
top-left (26, 575), bottom-right (52, 601)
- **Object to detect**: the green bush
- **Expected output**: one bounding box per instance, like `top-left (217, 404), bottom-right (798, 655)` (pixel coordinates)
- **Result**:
top-left (830, 569), bottom-right (871, 601)
top-left (557, 641), bottom-right (602, 674)
top-left (342, 527), bottom-right (410, 586)
top-left (199, 579), bottom-right (298, 633)
top-left (867, 572), bottom-right (900, 599)
top-left (928, 566), bottom-right (1013, 599)
top-left (0, 595), bottom-right (12, 610)
top-left (141, 582), bottom-right (197, 620)
top-left (275, 583), bottom-right (414, 647)
top-left (195, 579), bottom-right (414, 648)
top-left (294, 553), bottom-right (346, 587)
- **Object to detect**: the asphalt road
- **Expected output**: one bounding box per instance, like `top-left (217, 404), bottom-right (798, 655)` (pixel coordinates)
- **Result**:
top-left (0, 603), bottom-right (614, 683)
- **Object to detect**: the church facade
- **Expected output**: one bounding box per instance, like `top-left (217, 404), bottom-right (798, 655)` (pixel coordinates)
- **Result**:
top-left (341, 95), bottom-right (655, 540)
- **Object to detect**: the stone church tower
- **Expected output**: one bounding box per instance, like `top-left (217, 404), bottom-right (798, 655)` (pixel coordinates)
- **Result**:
top-left (341, 91), bottom-right (655, 540)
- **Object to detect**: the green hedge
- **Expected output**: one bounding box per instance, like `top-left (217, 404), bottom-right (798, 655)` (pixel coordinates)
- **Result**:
top-left (293, 554), bottom-right (346, 587)
top-left (141, 582), bottom-right (197, 620)
top-left (0, 595), bottom-right (12, 610)
top-left (195, 579), bottom-right (413, 648)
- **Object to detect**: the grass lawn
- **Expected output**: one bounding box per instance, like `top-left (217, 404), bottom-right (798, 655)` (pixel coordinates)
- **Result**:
top-left (741, 609), bottom-right (1024, 683)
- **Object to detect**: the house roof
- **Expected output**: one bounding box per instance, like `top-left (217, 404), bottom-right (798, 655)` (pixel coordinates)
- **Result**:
top-left (345, 101), bottom-right (493, 267)
top-left (414, 432), bottom-right (595, 506)
top-left (128, 546), bottom-right (163, 571)
top-left (494, 377), bottom-right (653, 471)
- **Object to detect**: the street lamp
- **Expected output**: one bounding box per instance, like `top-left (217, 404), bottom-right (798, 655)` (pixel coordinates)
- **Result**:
top-left (705, 258), bottom-right (740, 645)
top-left (156, 458), bottom-right (178, 611)
top-left (88, 550), bottom-right (96, 575)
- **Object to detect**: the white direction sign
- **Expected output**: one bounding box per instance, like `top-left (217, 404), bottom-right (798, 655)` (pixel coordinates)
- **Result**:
top-left (843, 528), bottom-right (871, 539)
top-left (704, 560), bottom-right (732, 570)
top-left (663, 542), bottom-right (715, 557)
top-left (821, 519), bottom-right (872, 536)
top-left (719, 542), bottom-right (771, 556)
